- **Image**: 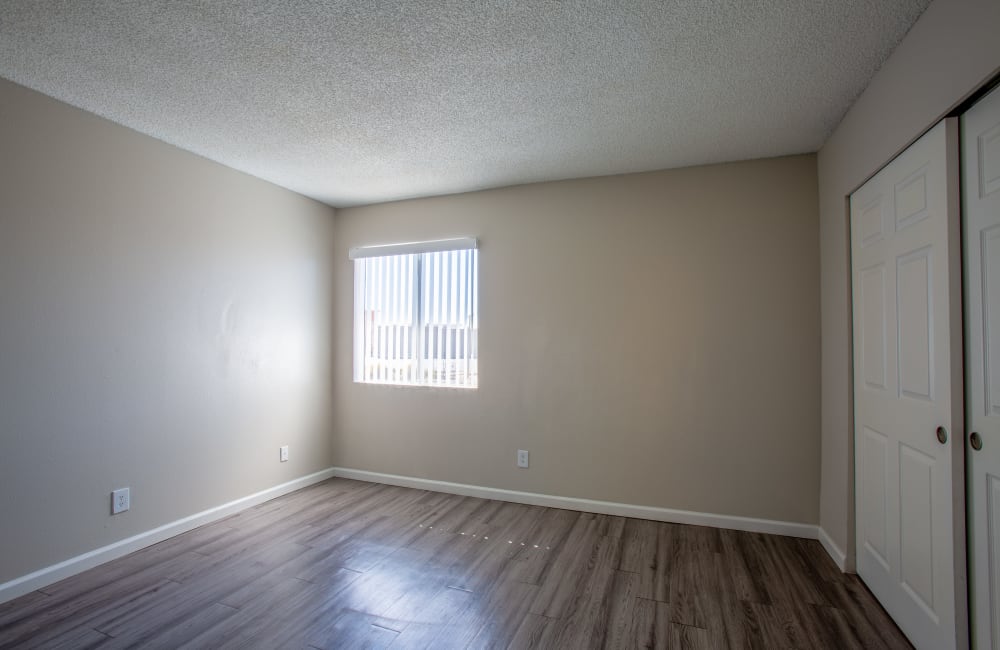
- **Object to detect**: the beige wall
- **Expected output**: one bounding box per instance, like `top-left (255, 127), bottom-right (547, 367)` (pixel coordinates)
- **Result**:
top-left (0, 79), bottom-right (336, 584)
top-left (818, 0), bottom-right (1000, 561)
top-left (333, 155), bottom-right (821, 525)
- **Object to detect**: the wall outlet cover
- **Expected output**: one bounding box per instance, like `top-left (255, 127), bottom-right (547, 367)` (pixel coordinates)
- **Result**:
top-left (517, 449), bottom-right (529, 468)
top-left (280, 445), bottom-right (289, 462)
top-left (111, 488), bottom-right (130, 515)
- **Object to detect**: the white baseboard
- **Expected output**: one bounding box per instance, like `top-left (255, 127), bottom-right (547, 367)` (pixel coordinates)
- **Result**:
top-left (818, 526), bottom-right (848, 571)
top-left (2, 466), bottom-right (844, 607)
top-left (330, 467), bottom-right (820, 541)
top-left (0, 468), bottom-right (337, 605)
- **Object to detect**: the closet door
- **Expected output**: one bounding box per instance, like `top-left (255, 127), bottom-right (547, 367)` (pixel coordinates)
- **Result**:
top-left (963, 83), bottom-right (1000, 650)
top-left (851, 119), bottom-right (966, 650)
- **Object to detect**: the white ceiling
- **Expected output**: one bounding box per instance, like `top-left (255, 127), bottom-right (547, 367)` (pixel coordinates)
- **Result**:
top-left (0, 1), bottom-right (930, 207)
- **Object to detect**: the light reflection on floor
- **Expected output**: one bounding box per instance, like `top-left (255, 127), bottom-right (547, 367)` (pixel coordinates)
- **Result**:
top-left (328, 519), bottom-right (554, 635)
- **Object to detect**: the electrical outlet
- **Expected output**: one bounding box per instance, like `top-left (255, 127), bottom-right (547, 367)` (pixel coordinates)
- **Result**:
top-left (280, 445), bottom-right (289, 462)
top-left (111, 488), bottom-right (130, 515)
top-left (517, 449), bottom-right (529, 469)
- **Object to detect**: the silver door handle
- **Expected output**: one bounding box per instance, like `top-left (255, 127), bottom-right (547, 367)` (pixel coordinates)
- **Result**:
top-left (970, 431), bottom-right (984, 451)
top-left (936, 426), bottom-right (948, 444)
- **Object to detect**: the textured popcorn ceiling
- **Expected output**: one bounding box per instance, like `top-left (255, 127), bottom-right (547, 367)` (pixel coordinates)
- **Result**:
top-left (0, 1), bottom-right (930, 207)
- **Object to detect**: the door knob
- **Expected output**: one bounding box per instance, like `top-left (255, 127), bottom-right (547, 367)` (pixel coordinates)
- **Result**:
top-left (936, 426), bottom-right (948, 444)
top-left (971, 431), bottom-right (984, 451)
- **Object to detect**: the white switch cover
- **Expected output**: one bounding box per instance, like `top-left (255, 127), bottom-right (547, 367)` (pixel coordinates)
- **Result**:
top-left (111, 488), bottom-right (130, 515)
top-left (517, 449), bottom-right (529, 468)
top-left (280, 445), bottom-right (289, 462)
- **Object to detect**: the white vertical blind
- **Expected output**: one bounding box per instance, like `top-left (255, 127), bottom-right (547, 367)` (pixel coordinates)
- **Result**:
top-left (354, 245), bottom-right (478, 388)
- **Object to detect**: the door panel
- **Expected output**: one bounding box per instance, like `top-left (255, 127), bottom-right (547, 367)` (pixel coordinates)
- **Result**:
top-left (979, 122), bottom-right (1000, 197)
top-left (851, 118), bottom-right (966, 650)
top-left (963, 82), bottom-right (1000, 650)
top-left (983, 226), bottom-right (1000, 416)
top-left (860, 265), bottom-right (888, 390)
top-left (990, 476), bottom-right (1000, 646)
top-left (895, 164), bottom-right (931, 230)
top-left (862, 425), bottom-right (890, 568)
top-left (898, 442), bottom-right (935, 615)
top-left (897, 247), bottom-right (933, 401)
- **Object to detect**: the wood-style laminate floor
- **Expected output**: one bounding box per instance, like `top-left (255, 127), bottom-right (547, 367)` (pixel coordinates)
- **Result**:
top-left (0, 478), bottom-right (911, 649)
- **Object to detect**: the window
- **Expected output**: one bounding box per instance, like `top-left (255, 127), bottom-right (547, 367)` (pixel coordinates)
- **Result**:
top-left (351, 238), bottom-right (478, 388)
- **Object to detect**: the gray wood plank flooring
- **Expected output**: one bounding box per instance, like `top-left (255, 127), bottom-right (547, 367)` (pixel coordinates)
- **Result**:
top-left (0, 478), bottom-right (912, 649)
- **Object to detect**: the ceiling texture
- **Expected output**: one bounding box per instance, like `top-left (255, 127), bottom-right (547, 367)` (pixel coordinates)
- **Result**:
top-left (0, 0), bottom-right (931, 207)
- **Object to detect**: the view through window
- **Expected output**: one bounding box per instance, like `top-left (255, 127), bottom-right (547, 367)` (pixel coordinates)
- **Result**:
top-left (353, 241), bottom-right (478, 388)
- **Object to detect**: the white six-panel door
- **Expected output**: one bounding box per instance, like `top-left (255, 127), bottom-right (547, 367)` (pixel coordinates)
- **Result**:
top-left (963, 83), bottom-right (1000, 650)
top-left (851, 119), bottom-right (967, 650)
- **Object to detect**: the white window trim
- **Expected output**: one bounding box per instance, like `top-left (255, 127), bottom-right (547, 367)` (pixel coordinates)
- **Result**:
top-left (351, 238), bottom-right (478, 388)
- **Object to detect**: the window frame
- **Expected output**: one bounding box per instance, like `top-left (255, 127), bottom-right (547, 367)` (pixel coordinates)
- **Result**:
top-left (351, 238), bottom-right (478, 389)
